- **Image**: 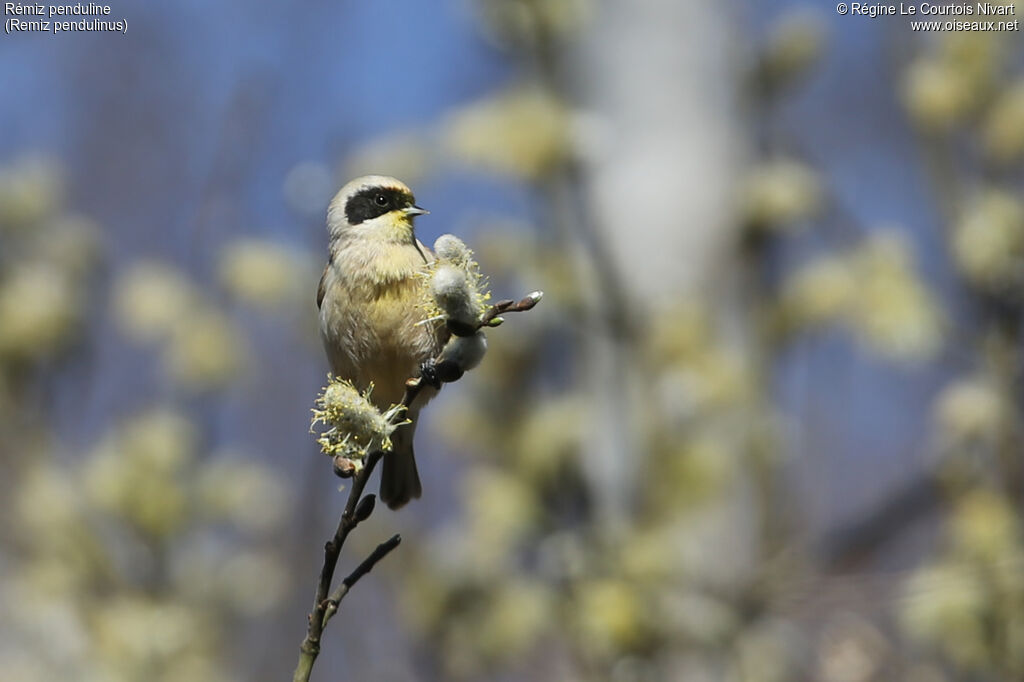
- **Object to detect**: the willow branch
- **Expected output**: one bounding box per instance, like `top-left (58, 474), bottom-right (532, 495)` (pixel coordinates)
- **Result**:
top-left (480, 292), bottom-right (542, 325)
top-left (321, 533), bottom-right (402, 628)
top-left (402, 291), bottom-right (543, 407)
top-left (293, 450), bottom-right (384, 682)
top-left (295, 290), bottom-right (541, 682)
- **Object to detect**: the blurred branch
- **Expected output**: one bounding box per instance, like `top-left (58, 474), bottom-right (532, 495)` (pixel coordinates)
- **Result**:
top-left (817, 472), bottom-right (943, 571)
top-left (516, 7), bottom-right (638, 346)
top-left (542, 168), bottom-right (637, 344)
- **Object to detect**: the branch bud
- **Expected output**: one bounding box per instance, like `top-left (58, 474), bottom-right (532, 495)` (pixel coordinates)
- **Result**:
top-left (333, 456), bottom-right (357, 478)
top-left (354, 494), bottom-right (376, 522)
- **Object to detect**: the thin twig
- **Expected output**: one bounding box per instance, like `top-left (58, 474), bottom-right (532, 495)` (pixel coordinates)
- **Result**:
top-left (321, 534), bottom-right (402, 628)
top-left (479, 292), bottom-right (543, 326)
top-left (402, 291), bottom-right (544, 408)
top-left (293, 450), bottom-right (383, 682)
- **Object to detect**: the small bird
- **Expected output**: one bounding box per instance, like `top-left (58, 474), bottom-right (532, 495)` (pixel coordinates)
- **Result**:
top-left (317, 175), bottom-right (445, 509)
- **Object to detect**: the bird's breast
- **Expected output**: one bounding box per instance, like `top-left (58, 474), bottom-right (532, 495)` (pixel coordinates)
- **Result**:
top-left (319, 243), bottom-right (439, 405)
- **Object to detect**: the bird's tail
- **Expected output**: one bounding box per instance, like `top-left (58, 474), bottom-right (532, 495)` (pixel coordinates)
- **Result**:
top-left (380, 417), bottom-right (422, 510)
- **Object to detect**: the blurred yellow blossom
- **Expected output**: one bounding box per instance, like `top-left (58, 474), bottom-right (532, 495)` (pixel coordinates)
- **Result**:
top-left (816, 613), bottom-right (888, 682)
top-left (216, 551), bottom-right (289, 616)
top-left (470, 579), bottom-right (549, 662)
top-left (933, 376), bottom-right (1011, 450)
top-left (10, 527), bottom-right (101, 608)
top-left (472, 226), bottom-right (538, 279)
top-left (780, 255), bottom-right (856, 329)
top-left (113, 262), bottom-right (198, 342)
top-left (654, 435), bottom-right (737, 509)
top-left (444, 86), bottom-right (571, 179)
top-left (398, 558), bottom-right (455, 635)
top-left (15, 462), bottom-right (84, 541)
top-left (658, 589), bottom-right (738, 645)
top-left (163, 310), bottom-right (245, 391)
top-left (12, 556), bottom-right (89, 600)
top-left (113, 262), bottom-right (248, 391)
top-left (159, 654), bottom-right (233, 682)
top-left (119, 408), bottom-right (199, 471)
top-left (572, 579), bottom-right (644, 656)
top-left (31, 213), bottom-right (103, 278)
top-left (92, 597), bottom-right (212, 670)
top-left (650, 307), bottom-right (747, 420)
top-left (218, 238), bottom-right (313, 310)
top-left (475, 0), bottom-right (592, 49)
top-left (462, 467), bottom-right (536, 571)
top-left (649, 301), bottom-right (714, 364)
top-left (83, 409), bottom-right (197, 537)
top-left (0, 263), bottom-right (79, 361)
top-left (758, 10), bottom-right (826, 91)
top-left (742, 159), bottom-right (822, 230)
top-left (0, 156), bottom-right (64, 231)
top-left (533, 246), bottom-right (587, 310)
top-left (952, 190), bottom-right (1024, 294)
top-left (0, 655), bottom-right (63, 682)
top-left (429, 396), bottom-right (503, 454)
top-left (848, 232), bottom-right (943, 361)
top-left (949, 489), bottom-right (1019, 562)
top-left (901, 562), bottom-right (990, 669)
top-left (195, 454), bottom-right (289, 533)
top-left (939, 32), bottom-right (1003, 94)
top-left (782, 234), bottom-right (948, 361)
top-left (903, 58), bottom-right (975, 132)
top-left (89, 451), bottom-right (190, 537)
top-left (618, 527), bottom-right (677, 582)
top-left (982, 81), bottom-right (1024, 164)
top-left (514, 396), bottom-right (585, 480)
top-left (654, 350), bottom-right (752, 419)
top-left (343, 132), bottom-right (432, 186)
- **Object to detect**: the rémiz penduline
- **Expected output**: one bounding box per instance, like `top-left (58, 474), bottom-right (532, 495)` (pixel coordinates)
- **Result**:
top-left (4, 3), bottom-right (110, 16)
top-left (316, 176), bottom-right (446, 510)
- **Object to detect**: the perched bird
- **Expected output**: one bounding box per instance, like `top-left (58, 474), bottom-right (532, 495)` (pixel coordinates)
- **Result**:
top-left (317, 175), bottom-right (445, 509)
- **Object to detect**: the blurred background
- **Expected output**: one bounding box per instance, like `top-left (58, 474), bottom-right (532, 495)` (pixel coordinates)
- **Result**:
top-left (2, 1), bottom-right (1024, 680)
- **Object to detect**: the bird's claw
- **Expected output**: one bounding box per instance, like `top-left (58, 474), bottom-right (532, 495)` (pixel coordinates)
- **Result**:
top-left (419, 358), bottom-right (464, 388)
top-left (419, 359), bottom-right (443, 389)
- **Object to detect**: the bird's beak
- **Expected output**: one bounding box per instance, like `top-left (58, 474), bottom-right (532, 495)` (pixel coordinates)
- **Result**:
top-left (404, 205), bottom-right (429, 217)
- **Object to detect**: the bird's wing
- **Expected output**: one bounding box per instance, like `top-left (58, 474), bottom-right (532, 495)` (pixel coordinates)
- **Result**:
top-left (316, 260), bottom-right (329, 309)
top-left (412, 238), bottom-right (432, 265)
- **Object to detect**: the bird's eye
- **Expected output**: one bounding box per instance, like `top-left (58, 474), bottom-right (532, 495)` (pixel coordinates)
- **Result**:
top-left (374, 193), bottom-right (388, 207)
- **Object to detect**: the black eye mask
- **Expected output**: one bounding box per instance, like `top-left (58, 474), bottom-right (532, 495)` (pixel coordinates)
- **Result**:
top-left (344, 187), bottom-right (415, 225)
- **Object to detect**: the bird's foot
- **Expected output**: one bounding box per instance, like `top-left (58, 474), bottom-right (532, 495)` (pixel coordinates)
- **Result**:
top-left (420, 358), bottom-right (463, 388)
top-left (419, 359), bottom-right (443, 389)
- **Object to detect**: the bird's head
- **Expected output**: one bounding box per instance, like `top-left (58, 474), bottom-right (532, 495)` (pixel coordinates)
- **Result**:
top-left (327, 175), bottom-right (428, 246)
